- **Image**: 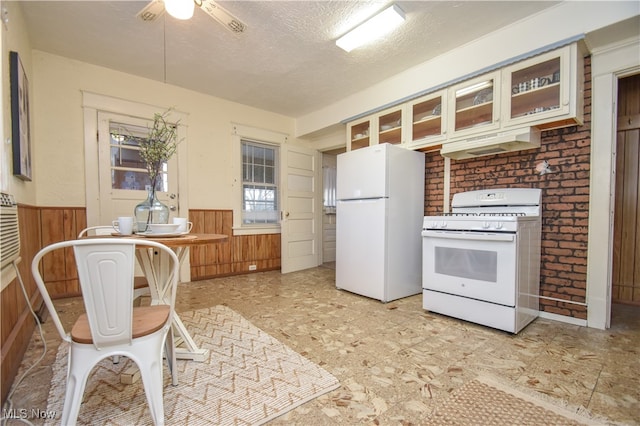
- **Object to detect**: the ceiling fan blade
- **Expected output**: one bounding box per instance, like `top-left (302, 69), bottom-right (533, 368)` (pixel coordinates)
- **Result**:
top-left (198, 0), bottom-right (247, 33)
top-left (137, 0), bottom-right (166, 22)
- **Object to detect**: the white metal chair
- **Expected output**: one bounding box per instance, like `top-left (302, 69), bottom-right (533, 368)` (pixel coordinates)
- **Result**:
top-left (78, 226), bottom-right (150, 301)
top-left (32, 238), bottom-right (180, 425)
top-left (76, 225), bottom-right (115, 238)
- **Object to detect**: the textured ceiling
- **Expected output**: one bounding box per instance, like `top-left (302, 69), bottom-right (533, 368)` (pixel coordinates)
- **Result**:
top-left (19, 1), bottom-right (562, 118)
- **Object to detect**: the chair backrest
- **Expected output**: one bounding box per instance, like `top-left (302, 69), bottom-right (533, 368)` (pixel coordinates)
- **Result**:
top-left (31, 238), bottom-right (179, 349)
top-left (77, 226), bottom-right (115, 238)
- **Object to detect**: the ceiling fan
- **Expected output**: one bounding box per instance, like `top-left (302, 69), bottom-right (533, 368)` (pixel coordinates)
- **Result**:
top-left (137, 0), bottom-right (247, 34)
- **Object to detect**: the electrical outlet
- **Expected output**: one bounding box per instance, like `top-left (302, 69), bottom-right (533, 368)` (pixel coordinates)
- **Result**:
top-left (249, 265), bottom-right (257, 271)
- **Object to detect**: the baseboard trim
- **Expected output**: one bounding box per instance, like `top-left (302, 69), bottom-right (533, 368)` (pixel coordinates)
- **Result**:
top-left (539, 311), bottom-right (588, 327)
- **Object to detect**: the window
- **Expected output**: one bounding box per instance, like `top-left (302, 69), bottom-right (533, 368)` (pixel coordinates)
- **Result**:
top-left (242, 140), bottom-right (279, 225)
top-left (323, 165), bottom-right (337, 214)
top-left (109, 122), bottom-right (169, 192)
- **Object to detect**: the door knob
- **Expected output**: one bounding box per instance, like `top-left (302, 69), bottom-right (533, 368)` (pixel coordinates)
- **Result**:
top-left (170, 205), bottom-right (177, 211)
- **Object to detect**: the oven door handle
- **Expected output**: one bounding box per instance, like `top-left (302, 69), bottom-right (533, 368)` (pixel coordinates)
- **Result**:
top-left (422, 230), bottom-right (515, 242)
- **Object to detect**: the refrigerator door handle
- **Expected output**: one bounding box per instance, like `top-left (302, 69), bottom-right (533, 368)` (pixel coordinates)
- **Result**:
top-left (338, 197), bottom-right (388, 202)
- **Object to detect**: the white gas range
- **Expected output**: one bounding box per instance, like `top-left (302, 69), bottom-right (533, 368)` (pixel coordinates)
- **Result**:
top-left (422, 188), bottom-right (542, 333)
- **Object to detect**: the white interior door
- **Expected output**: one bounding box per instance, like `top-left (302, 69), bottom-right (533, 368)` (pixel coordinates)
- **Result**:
top-left (280, 144), bottom-right (320, 273)
top-left (97, 112), bottom-right (178, 224)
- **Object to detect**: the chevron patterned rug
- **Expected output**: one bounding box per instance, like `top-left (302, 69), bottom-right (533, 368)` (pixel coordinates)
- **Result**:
top-left (45, 306), bottom-right (340, 425)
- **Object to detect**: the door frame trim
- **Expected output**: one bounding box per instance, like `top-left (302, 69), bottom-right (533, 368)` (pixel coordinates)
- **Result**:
top-left (82, 92), bottom-right (189, 227)
top-left (587, 38), bottom-right (640, 329)
top-left (230, 122), bottom-right (287, 235)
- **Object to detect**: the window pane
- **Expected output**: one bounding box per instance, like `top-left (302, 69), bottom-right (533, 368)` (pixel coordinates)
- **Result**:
top-left (241, 140), bottom-right (278, 225)
top-left (264, 148), bottom-right (274, 166)
top-left (110, 145), bottom-right (145, 169)
top-left (112, 169), bottom-right (149, 190)
top-left (254, 165), bottom-right (265, 183)
top-left (264, 166), bottom-right (274, 184)
top-left (109, 122), bottom-right (168, 192)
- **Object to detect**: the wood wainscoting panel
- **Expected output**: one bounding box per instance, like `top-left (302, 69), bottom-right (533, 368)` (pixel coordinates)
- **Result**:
top-left (231, 234), bottom-right (281, 274)
top-left (1, 204), bottom-right (42, 404)
top-left (34, 208), bottom-right (279, 291)
top-left (188, 209), bottom-right (280, 280)
top-left (189, 210), bottom-right (233, 279)
top-left (39, 208), bottom-right (86, 297)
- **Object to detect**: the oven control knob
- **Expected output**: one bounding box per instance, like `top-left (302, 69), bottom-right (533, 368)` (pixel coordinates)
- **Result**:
top-left (430, 221), bottom-right (439, 228)
top-left (495, 222), bottom-right (503, 229)
top-left (439, 221), bottom-right (447, 229)
top-left (482, 221), bottom-right (490, 229)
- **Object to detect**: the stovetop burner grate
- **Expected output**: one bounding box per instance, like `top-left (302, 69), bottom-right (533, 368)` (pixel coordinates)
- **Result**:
top-left (441, 212), bottom-right (526, 217)
top-left (478, 212), bottom-right (526, 217)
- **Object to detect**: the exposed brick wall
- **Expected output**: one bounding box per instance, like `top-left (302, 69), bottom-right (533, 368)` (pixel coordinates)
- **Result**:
top-left (423, 56), bottom-right (592, 320)
top-left (424, 153), bottom-right (445, 216)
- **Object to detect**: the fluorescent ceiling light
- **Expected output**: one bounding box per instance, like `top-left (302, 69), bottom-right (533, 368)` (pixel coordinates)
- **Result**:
top-left (336, 4), bottom-right (405, 52)
top-left (165, 0), bottom-right (195, 20)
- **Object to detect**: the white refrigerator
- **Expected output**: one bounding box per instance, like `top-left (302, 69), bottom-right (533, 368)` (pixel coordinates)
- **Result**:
top-left (336, 143), bottom-right (425, 302)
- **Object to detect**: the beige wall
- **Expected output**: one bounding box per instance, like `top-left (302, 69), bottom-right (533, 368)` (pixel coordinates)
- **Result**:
top-left (1, 1), bottom-right (35, 203)
top-left (31, 51), bottom-right (298, 209)
top-left (1, 0), bottom-right (302, 209)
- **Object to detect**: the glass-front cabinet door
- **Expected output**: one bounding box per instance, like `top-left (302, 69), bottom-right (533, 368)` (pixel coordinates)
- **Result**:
top-left (376, 107), bottom-right (403, 145)
top-left (508, 56), bottom-right (561, 119)
top-left (502, 45), bottom-right (582, 129)
top-left (407, 91), bottom-right (446, 149)
top-left (449, 72), bottom-right (500, 138)
top-left (347, 117), bottom-right (373, 151)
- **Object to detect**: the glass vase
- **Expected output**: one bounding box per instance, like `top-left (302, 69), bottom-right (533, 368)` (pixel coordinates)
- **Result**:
top-left (134, 185), bottom-right (170, 232)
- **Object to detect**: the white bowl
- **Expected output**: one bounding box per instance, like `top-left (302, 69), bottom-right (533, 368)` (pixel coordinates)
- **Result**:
top-left (147, 223), bottom-right (181, 234)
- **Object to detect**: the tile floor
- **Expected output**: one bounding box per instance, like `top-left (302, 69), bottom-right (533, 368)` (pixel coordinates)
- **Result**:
top-left (5, 266), bottom-right (640, 425)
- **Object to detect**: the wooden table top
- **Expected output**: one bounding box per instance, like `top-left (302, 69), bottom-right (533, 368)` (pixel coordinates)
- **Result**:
top-left (89, 233), bottom-right (228, 247)
top-left (131, 233), bottom-right (228, 247)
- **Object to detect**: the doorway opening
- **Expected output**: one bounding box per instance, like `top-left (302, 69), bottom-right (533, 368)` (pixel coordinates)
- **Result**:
top-left (321, 148), bottom-right (345, 270)
top-left (611, 73), bottom-right (640, 327)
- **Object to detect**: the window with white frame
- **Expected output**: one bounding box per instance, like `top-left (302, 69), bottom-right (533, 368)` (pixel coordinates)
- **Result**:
top-left (241, 139), bottom-right (279, 225)
top-left (108, 122), bottom-right (170, 192)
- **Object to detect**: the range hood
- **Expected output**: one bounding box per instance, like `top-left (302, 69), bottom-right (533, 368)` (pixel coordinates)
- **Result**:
top-left (441, 127), bottom-right (541, 160)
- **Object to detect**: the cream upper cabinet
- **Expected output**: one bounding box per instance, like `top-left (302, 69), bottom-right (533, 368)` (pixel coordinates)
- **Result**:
top-left (406, 90), bottom-right (447, 150)
top-left (347, 106), bottom-right (404, 151)
top-left (448, 72), bottom-right (501, 140)
top-left (347, 116), bottom-right (373, 151)
top-left (501, 44), bottom-right (584, 130)
top-left (345, 42), bottom-right (585, 156)
top-left (376, 106), bottom-right (404, 146)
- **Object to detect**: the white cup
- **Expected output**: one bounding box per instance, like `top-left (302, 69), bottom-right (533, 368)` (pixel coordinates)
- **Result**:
top-left (172, 217), bottom-right (193, 233)
top-left (112, 216), bottom-right (135, 235)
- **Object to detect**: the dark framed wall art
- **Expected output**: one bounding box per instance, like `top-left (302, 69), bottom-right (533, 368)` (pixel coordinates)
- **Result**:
top-left (10, 51), bottom-right (32, 181)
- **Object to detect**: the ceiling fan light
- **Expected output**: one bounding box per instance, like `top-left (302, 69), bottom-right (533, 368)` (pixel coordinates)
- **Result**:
top-left (165, 0), bottom-right (194, 20)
